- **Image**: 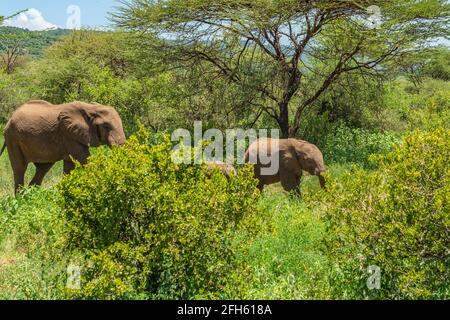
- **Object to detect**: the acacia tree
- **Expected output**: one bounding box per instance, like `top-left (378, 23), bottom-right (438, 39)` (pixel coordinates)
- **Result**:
top-left (0, 10), bottom-right (29, 73)
top-left (116, 0), bottom-right (449, 137)
top-left (0, 29), bottom-right (29, 74)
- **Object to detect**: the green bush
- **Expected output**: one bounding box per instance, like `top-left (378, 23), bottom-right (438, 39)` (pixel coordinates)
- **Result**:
top-left (323, 128), bottom-right (450, 299)
top-left (26, 53), bottom-right (178, 135)
top-left (300, 118), bottom-right (400, 168)
top-left (57, 129), bottom-right (260, 299)
top-left (219, 193), bottom-right (331, 299)
top-left (421, 47), bottom-right (450, 81)
top-left (322, 124), bottom-right (400, 168)
top-left (384, 78), bottom-right (450, 132)
top-left (0, 70), bottom-right (34, 123)
top-left (0, 188), bottom-right (67, 299)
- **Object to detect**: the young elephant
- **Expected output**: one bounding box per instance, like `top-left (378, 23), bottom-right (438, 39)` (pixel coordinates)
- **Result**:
top-left (0, 100), bottom-right (126, 194)
top-left (245, 138), bottom-right (326, 194)
top-left (205, 161), bottom-right (237, 179)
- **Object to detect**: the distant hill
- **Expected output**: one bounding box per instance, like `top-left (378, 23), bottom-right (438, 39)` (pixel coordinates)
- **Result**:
top-left (0, 26), bottom-right (71, 57)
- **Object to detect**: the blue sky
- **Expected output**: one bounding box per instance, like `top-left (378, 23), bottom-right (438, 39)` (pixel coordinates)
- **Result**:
top-left (1, 0), bottom-right (119, 30)
top-left (1, 1), bottom-right (449, 47)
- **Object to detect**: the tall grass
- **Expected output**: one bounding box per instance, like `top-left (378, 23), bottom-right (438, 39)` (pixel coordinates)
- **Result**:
top-left (232, 193), bottom-right (331, 299)
top-left (0, 132), bottom-right (67, 299)
top-left (0, 188), bottom-right (67, 299)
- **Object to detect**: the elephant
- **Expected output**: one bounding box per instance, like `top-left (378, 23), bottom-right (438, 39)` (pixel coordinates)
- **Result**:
top-left (245, 138), bottom-right (326, 194)
top-left (205, 161), bottom-right (237, 179)
top-left (0, 100), bottom-right (126, 194)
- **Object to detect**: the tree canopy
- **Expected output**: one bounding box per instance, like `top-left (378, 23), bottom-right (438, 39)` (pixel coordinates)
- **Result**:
top-left (115, 0), bottom-right (449, 137)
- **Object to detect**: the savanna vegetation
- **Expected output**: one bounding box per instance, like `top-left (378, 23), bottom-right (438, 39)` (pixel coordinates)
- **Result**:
top-left (0, 0), bottom-right (449, 300)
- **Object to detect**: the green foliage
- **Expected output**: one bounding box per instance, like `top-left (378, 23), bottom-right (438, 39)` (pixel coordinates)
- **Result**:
top-left (383, 78), bottom-right (450, 132)
top-left (0, 27), bottom-right (69, 57)
top-left (397, 47), bottom-right (450, 86)
top-left (320, 125), bottom-right (400, 168)
top-left (5, 30), bottom-right (183, 135)
top-left (0, 188), bottom-right (67, 299)
top-left (220, 192), bottom-right (331, 299)
top-left (29, 55), bottom-right (174, 134)
top-left (323, 128), bottom-right (450, 299)
top-left (300, 118), bottom-right (401, 168)
top-left (312, 75), bottom-right (390, 130)
top-left (0, 5), bottom-right (448, 301)
top-left (422, 47), bottom-right (450, 81)
top-left (57, 128), bottom-right (261, 299)
top-left (44, 31), bottom-right (134, 76)
top-left (0, 72), bottom-right (19, 122)
top-left (298, 74), bottom-right (449, 168)
top-left (115, 0), bottom-right (450, 136)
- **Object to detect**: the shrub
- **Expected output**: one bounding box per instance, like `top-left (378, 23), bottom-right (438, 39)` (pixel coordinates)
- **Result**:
top-left (0, 188), bottom-right (67, 299)
top-left (219, 193), bottom-right (331, 299)
top-left (322, 124), bottom-right (400, 168)
top-left (300, 119), bottom-right (400, 168)
top-left (323, 128), bottom-right (450, 299)
top-left (384, 78), bottom-right (450, 132)
top-left (0, 71), bottom-right (34, 123)
top-left (57, 128), bottom-right (260, 299)
top-left (421, 47), bottom-right (450, 81)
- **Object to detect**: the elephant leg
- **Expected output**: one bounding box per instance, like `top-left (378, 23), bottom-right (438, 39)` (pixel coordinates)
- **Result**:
top-left (280, 170), bottom-right (301, 195)
top-left (63, 146), bottom-right (90, 175)
top-left (63, 160), bottom-right (76, 175)
top-left (13, 164), bottom-right (27, 195)
top-left (7, 145), bottom-right (28, 194)
top-left (30, 163), bottom-right (54, 186)
top-left (318, 174), bottom-right (326, 190)
top-left (257, 180), bottom-right (265, 192)
top-left (252, 166), bottom-right (265, 192)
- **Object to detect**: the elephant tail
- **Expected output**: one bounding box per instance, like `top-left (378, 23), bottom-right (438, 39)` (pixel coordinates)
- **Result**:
top-left (0, 143), bottom-right (6, 157)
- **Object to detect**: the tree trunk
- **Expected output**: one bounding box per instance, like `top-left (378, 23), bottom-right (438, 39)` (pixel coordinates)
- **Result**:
top-left (278, 101), bottom-right (290, 139)
top-left (280, 68), bottom-right (302, 138)
top-left (288, 126), bottom-right (298, 138)
top-left (288, 108), bottom-right (304, 138)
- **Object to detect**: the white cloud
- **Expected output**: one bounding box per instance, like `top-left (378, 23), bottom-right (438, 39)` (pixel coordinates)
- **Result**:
top-left (3, 8), bottom-right (57, 31)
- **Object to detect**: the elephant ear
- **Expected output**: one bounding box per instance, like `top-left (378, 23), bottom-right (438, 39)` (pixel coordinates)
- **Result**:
top-left (282, 141), bottom-right (303, 174)
top-left (281, 143), bottom-right (304, 174)
top-left (58, 106), bottom-right (94, 146)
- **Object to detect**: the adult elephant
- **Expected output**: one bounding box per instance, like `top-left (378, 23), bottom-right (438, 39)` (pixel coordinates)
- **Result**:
top-left (0, 100), bottom-right (126, 194)
top-left (245, 138), bottom-right (326, 194)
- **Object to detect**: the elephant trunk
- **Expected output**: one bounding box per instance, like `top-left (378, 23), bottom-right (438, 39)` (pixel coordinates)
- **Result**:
top-left (314, 166), bottom-right (326, 175)
top-left (0, 143), bottom-right (6, 157)
top-left (318, 174), bottom-right (326, 189)
top-left (108, 133), bottom-right (126, 147)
